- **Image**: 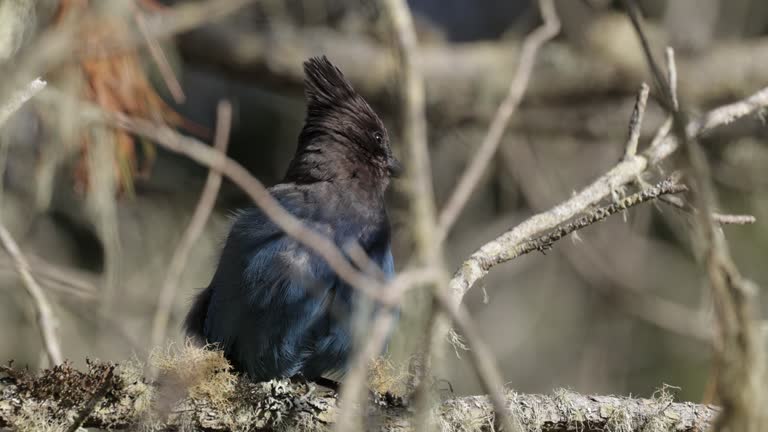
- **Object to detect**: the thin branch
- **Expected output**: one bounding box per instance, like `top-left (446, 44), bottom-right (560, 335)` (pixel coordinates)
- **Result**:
top-left (665, 48), bottom-right (678, 110)
top-left (693, 86), bottom-right (768, 134)
top-left (646, 49), bottom-right (676, 156)
top-left (0, 224), bottom-right (63, 365)
top-left (149, 101), bottom-right (232, 353)
top-left (134, 10), bottom-right (186, 103)
top-left (436, 0), bottom-right (560, 243)
top-left (449, 83), bottom-right (768, 306)
top-left (707, 214), bottom-right (756, 225)
top-left (0, 78), bottom-right (46, 129)
top-left (659, 195), bottom-right (756, 225)
top-left (624, 82), bottom-right (650, 159)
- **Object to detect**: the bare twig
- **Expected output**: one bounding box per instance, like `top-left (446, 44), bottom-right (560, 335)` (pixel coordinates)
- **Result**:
top-left (0, 224), bottom-right (63, 365)
top-left (621, 2), bottom-right (766, 430)
top-left (646, 49), bottom-right (677, 155)
top-left (659, 195), bottom-right (756, 225)
top-left (436, 0), bottom-right (560, 242)
top-left (624, 83), bottom-right (650, 158)
top-left (706, 214), bottom-right (756, 225)
top-left (149, 101), bottom-right (232, 352)
top-left (134, 10), bottom-right (186, 103)
top-left (0, 78), bottom-right (45, 129)
top-left (693, 86), bottom-right (768, 134)
top-left (665, 48), bottom-right (678, 110)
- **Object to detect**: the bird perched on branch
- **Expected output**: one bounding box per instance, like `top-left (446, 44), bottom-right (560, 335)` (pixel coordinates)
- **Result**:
top-left (185, 56), bottom-right (400, 383)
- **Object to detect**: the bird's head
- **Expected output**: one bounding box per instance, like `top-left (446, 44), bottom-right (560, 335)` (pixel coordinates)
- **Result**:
top-left (286, 56), bottom-right (401, 190)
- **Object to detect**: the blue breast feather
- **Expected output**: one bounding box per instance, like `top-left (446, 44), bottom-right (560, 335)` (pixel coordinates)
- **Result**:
top-left (202, 188), bottom-right (394, 381)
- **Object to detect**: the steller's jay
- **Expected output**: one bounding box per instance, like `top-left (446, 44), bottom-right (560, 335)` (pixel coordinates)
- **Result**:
top-left (184, 56), bottom-right (400, 382)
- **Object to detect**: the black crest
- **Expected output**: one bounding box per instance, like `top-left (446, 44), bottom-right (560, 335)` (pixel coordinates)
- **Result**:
top-left (303, 56), bottom-right (358, 110)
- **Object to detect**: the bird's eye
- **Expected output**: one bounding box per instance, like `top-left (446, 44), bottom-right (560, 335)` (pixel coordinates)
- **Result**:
top-left (373, 132), bottom-right (384, 144)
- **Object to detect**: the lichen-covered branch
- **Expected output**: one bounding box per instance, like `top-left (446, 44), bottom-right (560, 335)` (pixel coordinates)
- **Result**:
top-left (449, 84), bottom-right (768, 305)
top-left (482, 176), bottom-right (686, 265)
top-left (0, 362), bottom-right (718, 432)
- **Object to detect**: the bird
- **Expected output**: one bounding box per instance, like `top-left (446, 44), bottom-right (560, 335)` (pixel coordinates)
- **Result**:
top-left (184, 56), bottom-right (401, 383)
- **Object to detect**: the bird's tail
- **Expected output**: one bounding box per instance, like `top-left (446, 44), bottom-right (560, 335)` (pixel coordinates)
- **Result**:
top-left (184, 286), bottom-right (212, 344)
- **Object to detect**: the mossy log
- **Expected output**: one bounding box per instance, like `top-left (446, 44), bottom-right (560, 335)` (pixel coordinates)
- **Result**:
top-left (0, 360), bottom-right (717, 431)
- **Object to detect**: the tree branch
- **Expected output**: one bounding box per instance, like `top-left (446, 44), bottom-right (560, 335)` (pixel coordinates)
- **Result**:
top-left (0, 362), bottom-right (718, 432)
top-left (0, 224), bottom-right (63, 366)
top-left (449, 84), bottom-right (768, 306)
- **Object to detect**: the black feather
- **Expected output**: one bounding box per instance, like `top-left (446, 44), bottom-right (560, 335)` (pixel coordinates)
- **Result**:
top-left (184, 56), bottom-right (400, 382)
top-left (303, 56), bottom-right (357, 109)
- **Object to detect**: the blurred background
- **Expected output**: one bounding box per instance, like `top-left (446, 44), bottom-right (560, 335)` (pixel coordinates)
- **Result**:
top-left (0, 0), bottom-right (766, 404)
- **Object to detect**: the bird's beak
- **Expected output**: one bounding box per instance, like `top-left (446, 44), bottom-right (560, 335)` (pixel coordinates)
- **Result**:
top-left (387, 157), bottom-right (402, 177)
